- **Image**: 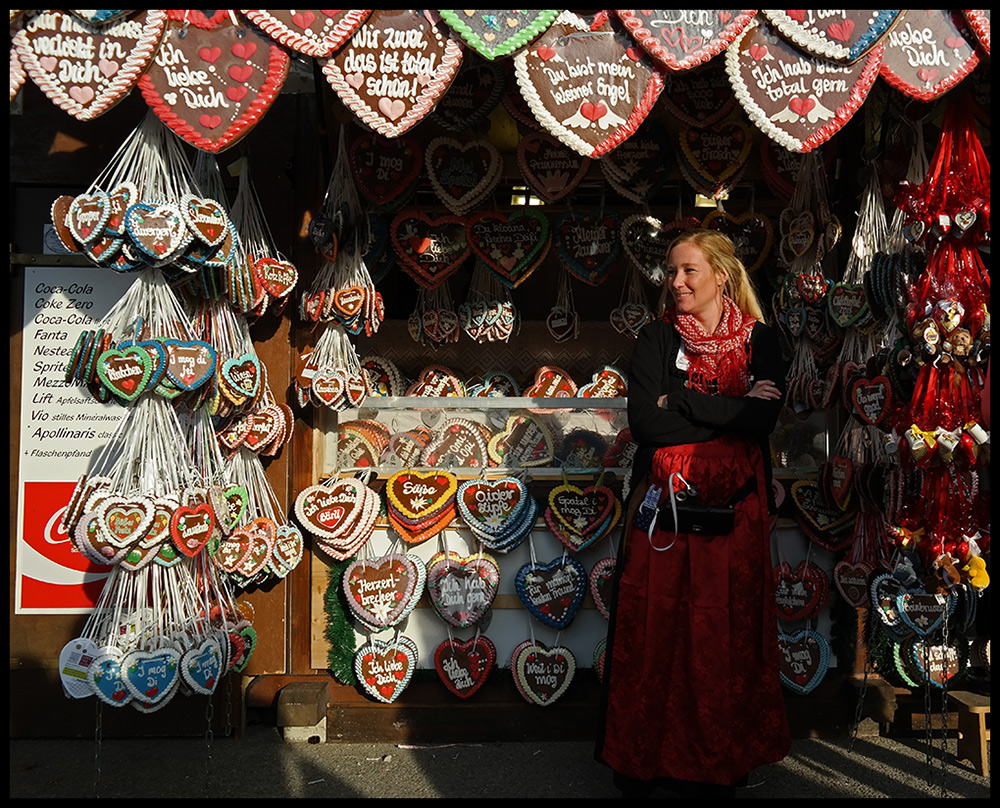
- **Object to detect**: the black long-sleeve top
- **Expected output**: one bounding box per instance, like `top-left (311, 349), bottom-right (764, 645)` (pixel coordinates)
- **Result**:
top-left (626, 319), bottom-right (788, 513)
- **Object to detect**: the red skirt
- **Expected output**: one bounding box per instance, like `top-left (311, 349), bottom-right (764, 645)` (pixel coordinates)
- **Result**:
top-left (598, 435), bottom-right (790, 786)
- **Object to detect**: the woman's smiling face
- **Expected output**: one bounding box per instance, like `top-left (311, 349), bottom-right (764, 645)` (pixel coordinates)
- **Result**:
top-left (666, 241), bottom-right (727, 330)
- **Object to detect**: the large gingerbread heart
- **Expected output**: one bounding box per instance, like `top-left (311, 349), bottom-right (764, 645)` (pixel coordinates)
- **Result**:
top-left (355, 637), bottom-right (418, 704)
top-left (554, 209), bottom-right (622, 286)
top-left (320, 9), bottom-right (464, 138)
top-left (467, 208), bottom-right (549, 288)
top-left (122, 647), bottom-right (181, 707)
top-left (138, 10), bottom-right (290, 153)
top-left (878, 10), bottom-right (980, 102)
top-left (678, 118), bottom-right (753, 196)
top-left (390, 210), bottom-right (471, 290)
top-left (434, 635), bottom-right (496, 699)
top-left (726, 16), bottom-right (882, 153)
top-left (385, 470), bottom-right (458, 523)
top-left (510, 639), bottom-right (576, 706)
top-left (616, 9), bottom-right (757, 72)
top-left (439, 10), bottom-right (559, 60)
top-left (516, 131), bottom-right (591, 203)
top-left (349, 132), bottom-right (423, 210)
top-left (762, 10), bottom-right (899, 63)
top-left (487, 412), bottom-right (555, 467)
top-left (240, 10), bottom-right (370, 58)
top-left (14, 10), bottom-right (167, 121)
top-left (513, 11), bottom-right (666, 158)
top-left (426, 551), bottom-right (500, 628)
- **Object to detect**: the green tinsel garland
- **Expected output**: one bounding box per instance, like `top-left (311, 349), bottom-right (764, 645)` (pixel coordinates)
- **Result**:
top-left (325, 557), bottom-right (357, 685)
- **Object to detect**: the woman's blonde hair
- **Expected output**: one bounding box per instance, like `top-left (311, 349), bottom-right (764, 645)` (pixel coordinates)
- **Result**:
top-left (656, 228), bottom-right (765, 322)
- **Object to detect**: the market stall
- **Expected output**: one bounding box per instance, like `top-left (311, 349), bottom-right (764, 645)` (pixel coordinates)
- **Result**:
top-left (10, 10), bottom-right (990, 745)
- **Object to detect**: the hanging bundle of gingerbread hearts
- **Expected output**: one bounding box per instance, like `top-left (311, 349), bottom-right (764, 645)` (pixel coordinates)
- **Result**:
top-left (293, 325), bottom-right (370, 412)
top-left (295, 474), bottom-right (380, 562)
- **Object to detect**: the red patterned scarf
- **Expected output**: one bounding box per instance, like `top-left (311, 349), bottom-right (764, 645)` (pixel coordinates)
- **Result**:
top-left (664, 297), bottom-right (755, 396)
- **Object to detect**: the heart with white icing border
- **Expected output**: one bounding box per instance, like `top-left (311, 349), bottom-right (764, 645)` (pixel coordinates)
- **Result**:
top-left (513, 11), bottom-right (665, 158)
top-left (355, 636), bottom-right (419, 704)
top-left (726, 16), bottom-right (882, 154)
top-left (426, 551), bottom-right (500, 628)
top-left (510, 639), bottom-right (576, 706)
top-left (778, 629), bottom-right (830, 694)
top-left (320, 9), bottom-right (463, 138)
top-left (390, 210), bottom-right (471, 290)
top-left (344, 553), bottom-right (424, 630)
top-left (517, 130), bottom-right (591, 203)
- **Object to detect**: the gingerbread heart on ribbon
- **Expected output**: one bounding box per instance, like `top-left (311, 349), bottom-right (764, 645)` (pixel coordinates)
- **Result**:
top-left (517, 130), bottom-right (592, 204)
top-left (439, 10), bottom-right (559, 60)
top-left (434, 635), bottom-right (496, 699)
top-left (546, 481), bottom-right (621, 552)
top-left (878, 10), bottom-right (980, 102)
top-left (320, 9), bottom-right (464, 138)
top-left (15, 10), bottom-right (168, 121)
top-left (425, 137), bottom-right (503, 216)
top-left (554, 209), bottom-right (622, 287)
top-left (510, 639), bottom-right (576, 706)
top-left (487, 412), bottom-right (555, 467)
top-left (778, 629), bottom-right (830, 694)
top-left (294, 476), bottom-right (378, 560)
top-left (457, 476), bottom-right (528, 539)
top-left (122, 647), bottom-right (181, 707)
top-left (426, 551), bottom-right (500, 628)
top-left (513, 11), bottom-right (666, 158)
top-left (343, 553), bottom-right (425, 631)
top-left (97, 346), bottom-right (155, 401)
top-left (350, 132), bottom-right (423, 210)
top-left (615, 9), bottom-right (757, 72)
top-left (385, 469), bottom-right (457, 544)
top-left (790, 480), bottom-right (855, 535)
top-left (621, 214), bottom-right (701, 286)
top-left (833, 560), bottom-right (873, 609)
top-left (678, 118), bottom-right (753, 197)
top-left (88, 648), bottom-right (132, 707)
top-left (599, 119), bottom-right (675, 204)
top-left (420, 419), bottom-right (489, 469)
top-left (851, 376), bottom-right (892, 427)
top-left (355, 637), bottom-right (418, 704)
top-left (240, 10), bottom-right (370, 58)
top-left (726, 16), bottom-right (882, 153)
top-left (391, 210), bottom-right (471, 290)
top-left (180, 635), bottom-right (224, 696)
top-left (514, 556), bottom-right (589, 629)
top-left (762, 10), bottom-right (899, 63)
top-left (773, 560), bottom-right (829, 622)
top-left (589, 556), bottom-right (616, 620)
top-left (702, 209), bottom-right (774, 274)
top-left (897, 590), bottom-right (954, 637)
top-left (655, 56), bottom-right (737, 128)
top-left (138, 10), bottom-right (290, 153)
top-left (432, 55), bottom-right (506, 131)
top-left (467, 208), bottom-right (550, 288)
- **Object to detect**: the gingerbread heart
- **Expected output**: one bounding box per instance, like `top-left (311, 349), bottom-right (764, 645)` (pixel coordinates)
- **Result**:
top-left (851, 376), bottom-right (892, 427)
top-left (878, 10), bottom-right (980, 102)
top-left (431, 56), bottom-right (506, 131)
top-left (616, 9), bottom-right (757, 71)
top-left (773, 560), bottom-right (829, 621)
top-left (778, 630), bottom-right (830, 694)
top-left (487, 412), bottom-right (556, 467)
top-left (320, 9), bottom-right (464, 138)
top-left (180, 635), bottom-right (224, 696)
top-left (654, 56), bottom-right (737, 128)
top-left (122, 647), bottom-right (181, 706)
top-left (385, 470), bottom-right (458, 523)
top-left (240, 9), bottom-right (370, 58)
top-left (350, 132), bottom-right (423, 210)
top-left (513, 11), bottom-right (666, 158)
top-left (517, 130), bottom-right (591, 203)
top-left (467, 208), bottom-right (549, 288)
top-left (355, 637), bottom-right (418, 704)
top-left (832, 560), bottom-right (873, 609)
top-left (762, 10), bottom-right (899, 63)
top-left (425, 137), bottom-right (503, 216)
top-left (702, 209), bottom-right (774, 274)
top-left (439, 10), bottom-right (559, 60)
top-left (434, 635), bottom-right (496, 699)
top-left (678, 119), bottom-right (753, 195)
top-left (621, 214), bottom-right (701, 286)
top-left (420, 419), bottom-right (489, 469)
top-left (343, 553), bottom-right (424, 630)
top-left (138, 10), bottom-right (290, 153)
top-left (426, 551), bottom-right (500, 628)
top-left (726, 16), bottom-right (882, 153)
top-left (169, 502), bottom-right (217, 557)
top-left (14, 10), bottom-right (167, 121)
top-left (391, 210), bottom-right (471, 290)
top-left (589, 556), bottom-right (616, 620)
top-left (510, 639), bottom-right (576, 706)
top-left (554, 209), bottom-right (622, 286)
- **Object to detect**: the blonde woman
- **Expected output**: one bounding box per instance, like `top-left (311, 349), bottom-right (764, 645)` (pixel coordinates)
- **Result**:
top-left (596, 229), bottom-right (791, 797)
